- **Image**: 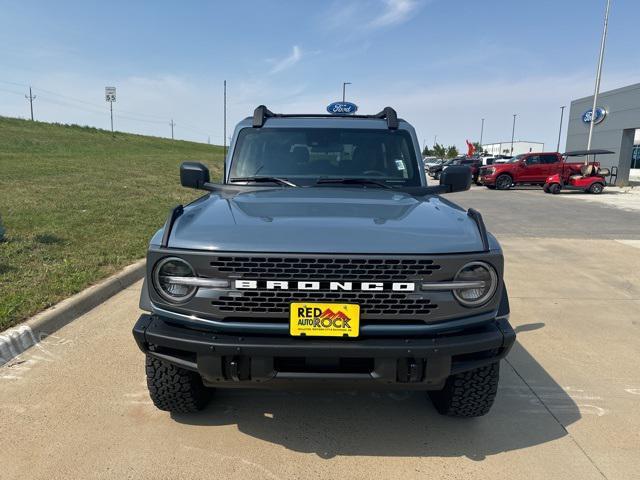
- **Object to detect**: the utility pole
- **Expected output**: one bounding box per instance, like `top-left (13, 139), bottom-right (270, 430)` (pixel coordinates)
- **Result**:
top-left (480, 118), bottom-right (485, 147)
top-left (433, 134), bottom-right (437, 147)
top-left (342, 82), bottom-right (351, 102)
top-left (169, 119), bottom-right (175, 140)
top-left (510, 114), bottom-right (517, 155)
top-left (25, 86), bottom-right (36, 121)
top-left (587, 0), bottom-right (611, 163)
top-left (223, 80), bottom-right (227, 155)
top-left (556, 106), bottom-right (566, 152)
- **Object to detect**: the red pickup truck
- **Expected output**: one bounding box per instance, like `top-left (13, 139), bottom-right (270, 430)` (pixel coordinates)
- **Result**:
top-left (478, 152), bottom-right (585, 190)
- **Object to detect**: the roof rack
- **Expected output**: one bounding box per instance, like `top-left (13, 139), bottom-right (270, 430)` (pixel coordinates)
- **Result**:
top-left (252, 105), bottom-right (399, 130)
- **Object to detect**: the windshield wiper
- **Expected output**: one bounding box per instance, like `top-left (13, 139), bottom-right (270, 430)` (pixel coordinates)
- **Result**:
top-left (230, 176), bottom-right (298, 187)
top-left (315, 178), bottom-right (392, 189)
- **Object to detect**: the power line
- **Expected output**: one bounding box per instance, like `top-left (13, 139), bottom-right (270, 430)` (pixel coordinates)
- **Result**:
top-left (0, 78), bottom-right (219, 143)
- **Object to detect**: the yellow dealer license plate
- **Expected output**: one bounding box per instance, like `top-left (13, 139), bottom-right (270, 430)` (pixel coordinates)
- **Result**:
top-left (290, 303), bottom-right (360, 337)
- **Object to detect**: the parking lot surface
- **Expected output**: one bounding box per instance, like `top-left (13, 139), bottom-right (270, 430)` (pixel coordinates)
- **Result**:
top-left (1, 187), bottom-right (639, 479)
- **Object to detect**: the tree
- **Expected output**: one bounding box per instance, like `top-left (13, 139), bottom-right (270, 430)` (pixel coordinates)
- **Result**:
top-left (445, 145), bottom-right (459, 158)
top-left (422, 145), bottom-right (433, 156)
top-left (432, 143), bottom-right (446, 159)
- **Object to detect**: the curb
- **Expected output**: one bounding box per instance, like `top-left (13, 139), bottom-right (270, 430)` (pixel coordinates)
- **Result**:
top-left (0, 259), bottom-right (145, 366)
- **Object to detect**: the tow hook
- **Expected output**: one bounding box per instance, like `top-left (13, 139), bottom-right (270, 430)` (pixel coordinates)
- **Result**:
top-left (397, 358), bottom-right (425, 383)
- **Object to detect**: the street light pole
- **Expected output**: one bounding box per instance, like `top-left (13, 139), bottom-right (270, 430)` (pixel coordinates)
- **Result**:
top-left (586, 0), bottom-right (611, 163)
top-left (556, 106), bottom-right (566, 152)
top-left (510, 114), bottom-right (517, 155)
top-left (480, 118), bottom-right (485, 147)
top-left (223, 80), bottom-right (227, 156)
top-left (342, 82), bottom-right (351, 102)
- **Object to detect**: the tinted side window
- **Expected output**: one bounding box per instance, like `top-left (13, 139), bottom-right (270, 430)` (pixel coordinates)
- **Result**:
top-left (525, 155), bottom-right (541, 165)
top-left (541, 154), bottom-right (559, 164)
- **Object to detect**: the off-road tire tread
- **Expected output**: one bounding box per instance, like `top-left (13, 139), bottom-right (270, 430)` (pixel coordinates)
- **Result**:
top-left (429, 362), bottom-right (499, 417)
top-left (145, 355), bottom-right (209, 413)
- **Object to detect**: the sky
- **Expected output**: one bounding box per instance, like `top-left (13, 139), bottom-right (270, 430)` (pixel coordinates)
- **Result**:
top-left (1, 0), bottom-right (638, 150)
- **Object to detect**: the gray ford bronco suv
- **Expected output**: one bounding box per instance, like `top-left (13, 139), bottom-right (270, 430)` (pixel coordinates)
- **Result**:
top-left (133, 105), bottom-right (515, 417)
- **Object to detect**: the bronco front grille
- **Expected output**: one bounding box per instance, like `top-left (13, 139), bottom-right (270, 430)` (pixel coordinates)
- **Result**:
top-left (209, 256), bottom-right (440, 281)
top-left (211, 290), bottom-right (438, 317)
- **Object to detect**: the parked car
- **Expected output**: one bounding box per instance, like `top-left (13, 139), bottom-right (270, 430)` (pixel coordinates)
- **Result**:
top-left (132, 105), bottom-right (515, 418)
top-left (434, 157), bottom-right (482, 183)
top-left (428, 158), bottom-right (453, 179)
top-left (478, 152), bottom-right (585, 190)
top-left (423, 157), bottom-right (444, 169)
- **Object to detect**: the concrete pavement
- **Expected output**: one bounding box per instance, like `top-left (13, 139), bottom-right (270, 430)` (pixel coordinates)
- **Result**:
top-left (1, 190), bottom-right (639, 479)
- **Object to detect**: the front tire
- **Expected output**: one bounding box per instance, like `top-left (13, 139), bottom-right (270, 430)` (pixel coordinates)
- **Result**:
top-left (145, 355), bottom-right (211, 413)
top-left (495, 174), bottom-right (512, 190)
top-left (549, 183), bottom-right (561, 195)
top-left (589, 182), bottom-right (604, 194)
top-left (428, 362), bottom-right (499, 417)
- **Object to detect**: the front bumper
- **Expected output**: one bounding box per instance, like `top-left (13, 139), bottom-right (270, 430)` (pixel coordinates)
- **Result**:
top-left (132, 314), bottom-right (515, 389)
top-left (479, 175), bottom-right (496, 185)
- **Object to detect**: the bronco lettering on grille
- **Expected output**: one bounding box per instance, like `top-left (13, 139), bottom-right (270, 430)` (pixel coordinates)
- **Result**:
top-left (234, 280), bottom-right (415, 292)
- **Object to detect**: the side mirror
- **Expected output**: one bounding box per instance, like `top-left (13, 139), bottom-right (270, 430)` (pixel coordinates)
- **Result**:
top-left (440, 165), bottom-right (471, 193)
top-left (180, 162), bottom-right (210, 189)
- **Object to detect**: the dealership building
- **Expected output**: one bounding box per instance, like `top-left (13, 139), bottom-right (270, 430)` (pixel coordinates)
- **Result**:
top-left (482, 141), bottom-right (544, 156)
top-left (566, 82), bottom-right (640, 184)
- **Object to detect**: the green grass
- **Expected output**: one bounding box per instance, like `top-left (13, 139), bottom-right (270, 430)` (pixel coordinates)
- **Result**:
top-left (0, 116), bottom-right (223, 331)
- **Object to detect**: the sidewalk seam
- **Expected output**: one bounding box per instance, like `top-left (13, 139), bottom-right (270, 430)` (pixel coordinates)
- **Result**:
top-left (504, 358), bottom-right (609, 480)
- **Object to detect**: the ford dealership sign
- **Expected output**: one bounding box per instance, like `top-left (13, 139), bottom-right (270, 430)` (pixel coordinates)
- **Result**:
top-left (582, 107), bottom-right (606, 125)
top-left (327, 102), bottom-right (358, 115)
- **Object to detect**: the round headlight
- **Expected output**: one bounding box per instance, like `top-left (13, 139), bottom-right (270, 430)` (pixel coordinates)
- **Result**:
top-left (453, 262), bottom-right (498, 307)
top-left (153, 257), bottom-right (197, 303)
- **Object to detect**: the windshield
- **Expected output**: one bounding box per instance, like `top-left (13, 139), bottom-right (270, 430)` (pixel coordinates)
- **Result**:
top-left (229, 127), bottom-right (421, 186)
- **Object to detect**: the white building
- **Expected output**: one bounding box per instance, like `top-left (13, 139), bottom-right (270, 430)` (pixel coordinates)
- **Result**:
top-left (481, 141), bottom-right (545, 156)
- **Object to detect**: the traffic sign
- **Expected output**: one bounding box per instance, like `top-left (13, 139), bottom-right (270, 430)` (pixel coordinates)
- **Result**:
top-left (105, 86), bottom-right (116, 102)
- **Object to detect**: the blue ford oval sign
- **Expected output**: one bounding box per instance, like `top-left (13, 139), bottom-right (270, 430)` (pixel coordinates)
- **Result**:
top-left (582, 107), bottom-right (606, 125)
top-left (327, 101), bottom-right (358, 115)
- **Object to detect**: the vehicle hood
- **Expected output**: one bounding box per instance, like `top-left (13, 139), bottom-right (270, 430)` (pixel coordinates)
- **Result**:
top-left (158, 187), bottom-right (488, 254)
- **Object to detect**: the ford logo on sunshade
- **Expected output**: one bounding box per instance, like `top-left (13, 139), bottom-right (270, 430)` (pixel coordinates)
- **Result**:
top-left (582, 107), bottom-right (606, 125)
top-left (327, 102), bottom-right (358, 115)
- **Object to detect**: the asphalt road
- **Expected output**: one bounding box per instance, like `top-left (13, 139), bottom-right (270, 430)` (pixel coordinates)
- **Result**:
top-left (450, 185), bottom-right (640, 239)
top-left (1, 187), bottom-right (639, 479)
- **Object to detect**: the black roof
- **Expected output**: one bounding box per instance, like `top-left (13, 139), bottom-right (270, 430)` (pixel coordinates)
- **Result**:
top-left (563, 149), bottom-right (615, 156)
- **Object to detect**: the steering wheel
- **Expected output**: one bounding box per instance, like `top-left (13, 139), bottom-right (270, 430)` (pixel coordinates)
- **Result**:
top-left (363, 170), bottom-right (385, 176)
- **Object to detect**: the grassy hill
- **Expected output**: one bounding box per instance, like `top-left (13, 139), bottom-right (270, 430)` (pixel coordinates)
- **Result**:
top-left (0, 116), bottom-right (224, 331)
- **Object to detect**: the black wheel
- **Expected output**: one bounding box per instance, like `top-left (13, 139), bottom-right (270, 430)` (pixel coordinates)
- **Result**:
top-left (495, 174), bottom-right (512, 190)
top-left (434, 171), bottom-right (440, 180)
top-left (589, 182), bottom-right (604, 194)
top-left (543, 183), bottom-right (550, 193)
top-left (549, 183), bottom-right (561, 195)
top-left (428, 362), bottom-right (499, 417)
top-left (145, 355), bottom-right (211, 413)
